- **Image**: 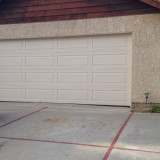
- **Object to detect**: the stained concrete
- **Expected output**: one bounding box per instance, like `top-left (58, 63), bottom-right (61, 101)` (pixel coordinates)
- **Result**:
top-left (0, 102), bottom-right (160, 160)
top-left (0, 102), bottom-right (130, 146)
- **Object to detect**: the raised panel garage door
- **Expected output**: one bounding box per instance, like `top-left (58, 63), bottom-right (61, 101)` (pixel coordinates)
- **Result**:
top-left (0, 34), bottom-right (131, 106)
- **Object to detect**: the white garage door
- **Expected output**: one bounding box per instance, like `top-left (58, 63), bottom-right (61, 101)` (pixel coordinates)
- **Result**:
top-left (0, 34), bottom-right (131, 106)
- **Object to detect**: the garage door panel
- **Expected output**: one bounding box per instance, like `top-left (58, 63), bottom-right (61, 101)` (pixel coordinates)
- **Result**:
top-left (91, 50), bottom-right (127, 55)
top-left (93, 84), bottom-right (130, 89)
top-left (0, 73), bottom-right (23, 82)
top-left (24, 51), bottom-right (56, 55)
top-left (93, 55), bottom-right (126, 66)
top-left (57, 84), bottom-right (92, 89)
top-left (0, 57), bottom-right (23, 66)
top-left (57, 37), bottom-right (89, 49)
top-left (91, 47), bottom-right (129, 54)
top-left (26, 57), bottom-right (54, 66)
top-left (26, 89), bottom-right (55, 100)
top-left (0, 88), bottom-right (23, 99)
top-left (58, 90), bottom-right (88, 100)
top-left (93, 72), bottom-right (126, 83)
top-left (58, 73), bottom-right (88, 83)
top-left (26, 39), bottom-right (55, 50)
top-left (26, 73), bottom-right (55, 83)
top-left (25, 83), bottom-right (57, 89)
top-left (92, 35), bottom-right (127, 48)
top-left (58, 56), bottom-right (88, 66)
top-left (0, 51), bottom-right (25, 56)
top-left (91, 67), bottom-right (129, 71)
top-left (0, 40), bottom-right (23, 51)
top-left (93, 90), bottom-right (126, 102)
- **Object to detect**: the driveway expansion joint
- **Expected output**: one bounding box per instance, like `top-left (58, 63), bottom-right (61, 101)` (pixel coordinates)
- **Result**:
top-left (0, 107), bottom-right (48, 128)
top-left (103, 112), bottom-right (134, 160)
top-left (0, 135), bottom-right (159, 154)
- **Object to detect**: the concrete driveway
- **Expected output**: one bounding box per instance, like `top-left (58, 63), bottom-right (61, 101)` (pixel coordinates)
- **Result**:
top-left (0, 102), bottom-right (159, 160)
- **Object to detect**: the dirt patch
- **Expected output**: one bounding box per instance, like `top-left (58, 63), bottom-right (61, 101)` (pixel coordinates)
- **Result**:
top-left (132, 103), bottom-right (152, 112)
top-left (109, 122), bottom-right (114, 129)
top-left (25, 118), bottom-right (69, 139)
top-left (44, 118), bottom-right (69, 124)
top-left (131, 108), bottom-right (152, 113)
top-left (44, 118), bottom-right (61, 123)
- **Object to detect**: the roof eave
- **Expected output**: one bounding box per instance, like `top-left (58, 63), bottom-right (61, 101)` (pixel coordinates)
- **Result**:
top-left (140, 0), bottom-right (160, 9)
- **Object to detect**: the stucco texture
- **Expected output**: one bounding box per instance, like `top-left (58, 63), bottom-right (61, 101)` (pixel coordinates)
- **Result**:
top-left (0, 13), bottom-right (160, 104)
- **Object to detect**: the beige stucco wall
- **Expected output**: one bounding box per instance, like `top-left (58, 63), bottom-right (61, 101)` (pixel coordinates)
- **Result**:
top-left (0, 13), bottom-right (160, 104)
